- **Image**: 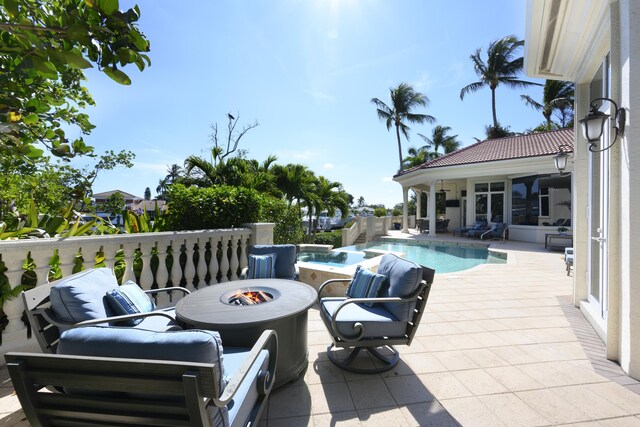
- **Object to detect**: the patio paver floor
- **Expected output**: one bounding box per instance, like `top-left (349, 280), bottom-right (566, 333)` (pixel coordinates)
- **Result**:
top-left (1, 232), bottom-right (640, 426)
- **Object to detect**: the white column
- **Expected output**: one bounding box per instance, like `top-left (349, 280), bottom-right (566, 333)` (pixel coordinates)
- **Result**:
top-left (416, 189), bottom-right (422, 220)
top-left (402, 186), bottom-right (409, 232)
top-left (429, 180), bottom-right (437, 237)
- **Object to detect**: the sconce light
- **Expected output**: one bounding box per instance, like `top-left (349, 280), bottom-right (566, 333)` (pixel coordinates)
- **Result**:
top-left (553, 144), bottom-right (572, 176)
top-left (578, 97), bottom-right (626, 152)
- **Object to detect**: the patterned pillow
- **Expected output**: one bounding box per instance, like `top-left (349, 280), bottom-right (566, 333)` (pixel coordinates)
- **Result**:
top-left (105, 281), bottom-right (155, 326)
top-left (247, 253), bottom-right (277, 279)
top-left (346, 265), bottom-right (387, 307)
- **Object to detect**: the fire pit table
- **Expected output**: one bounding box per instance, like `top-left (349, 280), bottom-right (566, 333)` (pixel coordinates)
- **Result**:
top-left (175, 279), bottom-right (317, 388)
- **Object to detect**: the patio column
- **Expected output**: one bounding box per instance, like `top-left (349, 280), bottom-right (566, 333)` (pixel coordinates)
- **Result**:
top-left (429, 180), bottom-right (437, 237)
top-left (416, 189), bottom-right (422, 220)
top-left (402, 186), bottom-right (409, 232)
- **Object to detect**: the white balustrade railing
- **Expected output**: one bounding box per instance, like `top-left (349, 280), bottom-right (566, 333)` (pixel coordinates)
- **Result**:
top-left (0, 226), bottom-right (269, 357)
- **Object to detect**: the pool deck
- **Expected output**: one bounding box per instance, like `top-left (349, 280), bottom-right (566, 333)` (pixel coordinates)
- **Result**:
top-left (2, 231), bottom-right (640, 425)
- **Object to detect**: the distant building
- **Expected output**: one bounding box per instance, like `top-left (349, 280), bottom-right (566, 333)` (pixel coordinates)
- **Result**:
top-left (92, 190), bottom-right (142, 209)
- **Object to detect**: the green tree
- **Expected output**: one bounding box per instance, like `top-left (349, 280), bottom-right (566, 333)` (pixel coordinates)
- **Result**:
top-left (418, 125), bottom-right (461, 159)
top-left (402, 146), bottom-right (429, 169)
top-left (144, 187), bottom-right (151, 200)
top-left (460, 35), bottom-right (539, 129)
top-left (99, 191), bottom-right (125, 225)
top-left (521, 80), bottom-right (574, 128)
top-left (0, 0), bottom-right (151, 164)
top-left (371, 83), bottom-right (436, 172)
top-left (156, 164), bottom-right (183, 200)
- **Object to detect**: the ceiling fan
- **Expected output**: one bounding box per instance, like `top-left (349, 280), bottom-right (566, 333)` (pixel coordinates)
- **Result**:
top-left (439, 180), bottom-right (451, 193)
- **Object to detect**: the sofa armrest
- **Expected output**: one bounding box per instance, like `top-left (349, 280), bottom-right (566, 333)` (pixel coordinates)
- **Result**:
top-left (214, 329), bottom-right (278, 406)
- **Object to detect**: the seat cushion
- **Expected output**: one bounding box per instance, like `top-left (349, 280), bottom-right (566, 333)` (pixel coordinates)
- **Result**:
top-left (376, 254), bottom-right (423, 322)
top-left (50, 268), bottom-right (118, 323)
top-left (247, 253), bottom-right (277, 279)
top-left (58, 326), bottom-right (229, 426)
top-left (320, 298), bottom-right (406, 339)
top-left (223, 347), bottom-right (269, 427)
top-left (105, 281), bottom-right (156, 325)
top-left (250, 244), bottom-right (297, 279)
top-left (346, 266), bottom-right (386, 307)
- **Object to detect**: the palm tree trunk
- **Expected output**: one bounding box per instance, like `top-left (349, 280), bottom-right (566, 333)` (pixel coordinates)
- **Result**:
top-left (491, 88), bottom-right (498, 128)
top-left (395, 124), bottom-right (404, 171)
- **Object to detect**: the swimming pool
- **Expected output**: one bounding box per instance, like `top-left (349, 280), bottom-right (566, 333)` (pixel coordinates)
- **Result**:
top-left (297, 241), bottom-right (506, 273)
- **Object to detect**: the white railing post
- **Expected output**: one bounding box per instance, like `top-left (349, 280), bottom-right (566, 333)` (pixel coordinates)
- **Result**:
top-left (183, 236), bottom-right (197, 292)
top-left (138, 240), bottom-right (155, 291)
top-left (219, 235), bottom-right (230, 283)
top-left (170, 239), bottom-right (183, 289)
top-left (196, 235), bottom-right (208, 289)
top-left (154, 241), bottom-right (171, 307)
top-left (208, 236), bottom-right (220, 285)
top-left (121, 242), bottom-right (137, 284)
top-left (2, 253), bottom-right (27, 340)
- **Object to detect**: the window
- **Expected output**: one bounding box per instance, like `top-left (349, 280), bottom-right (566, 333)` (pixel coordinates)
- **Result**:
top-left (474, 182), bottom-right (504, 223)
top-left (511, 175), bottom-right (571, 226)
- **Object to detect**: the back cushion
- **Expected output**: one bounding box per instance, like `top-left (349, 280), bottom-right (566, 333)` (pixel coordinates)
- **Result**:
top-left (50, 268), bottom-right (119, 323)
top-left (250, 244), bottom-right (297, 279)
top-left (376, 254), bottom-right (423, 321)
top-left (346, 265), bottom-right (387, 308)
top-left (105, 281), bottom-right (156, 326)
top-left (247, 254), bottom-right (277, 279)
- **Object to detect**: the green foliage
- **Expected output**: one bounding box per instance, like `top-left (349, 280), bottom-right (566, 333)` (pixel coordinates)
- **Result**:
top-left (313, 230), bottom-right (342, 248)
top-left (163, 184), bottom-right (262, 230)
top-left (0, 0), bottom-right (150, 164)
top-left (258, 195), bottom-right (305, 244)
top-left (392, 207), bottom-right (402, 216)
top-left (485, 122), bottom-right (514, 139)
top-left (373, 207), bottom-right (387, 217)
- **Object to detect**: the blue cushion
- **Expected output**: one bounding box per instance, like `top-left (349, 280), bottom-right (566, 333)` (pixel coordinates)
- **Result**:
top-left (50, 268), bottom-right (118, 323)
top-left (105, 281), bottom-right (155, 325)
top-left (320, 297), bottom-right (406, 339)
top-left (346, 265), bottom-right (386, 307)
top-left (223, 348), bottom-right (269, 427)
top-left (58, 326), bottom-right (229, 425)
top-left (376, 254), bottom-right (423, 322)
top-left (250, 244), bottom-right (297, 279)
top-left (247, 253), bottom-right (277, 279)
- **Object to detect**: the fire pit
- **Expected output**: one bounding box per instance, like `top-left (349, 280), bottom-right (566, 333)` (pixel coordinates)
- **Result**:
top-left (175, 279), bottom-right (317, 388)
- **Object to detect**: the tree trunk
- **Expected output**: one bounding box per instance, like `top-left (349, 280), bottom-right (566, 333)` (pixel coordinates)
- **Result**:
top-left (491, 88), bottom-right (498, 128)
top-left (395, 123), bottom-right (404, 171)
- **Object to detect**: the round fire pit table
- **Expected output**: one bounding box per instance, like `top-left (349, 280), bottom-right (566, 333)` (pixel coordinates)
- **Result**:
top-left (175, 279), bottom-right (317, 388)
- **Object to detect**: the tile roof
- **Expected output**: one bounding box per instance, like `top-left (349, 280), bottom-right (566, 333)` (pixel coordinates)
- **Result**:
top-left (397, 128), bottom-right (574, 176)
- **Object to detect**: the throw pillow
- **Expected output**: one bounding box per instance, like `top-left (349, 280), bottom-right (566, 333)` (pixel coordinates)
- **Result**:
top-left (105, 281), bottom-right (156, 326)
top-left (247, 253), bottom-right (277, 279)
top-left (346, 265), bottom-right (387, 307)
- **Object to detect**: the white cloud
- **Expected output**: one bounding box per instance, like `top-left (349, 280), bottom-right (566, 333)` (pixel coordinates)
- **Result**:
top-left (412, 72), bottom-right (436, 91)
top-left (324, 163), bottom-right (334, 169)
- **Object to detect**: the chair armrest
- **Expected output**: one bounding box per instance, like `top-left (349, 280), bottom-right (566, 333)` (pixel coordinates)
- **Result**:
top-left (145, 287), bottom-right (191, 296)
top-left (240, 267), bottom-right (248, 280)
top-left (37, 308), bottom-right (177, 330)
top-left (214, 329), bottom-right (278, 406)
top-left (317, 278), bottom-right (351, 303)
top-left (327, 296), bottom-right (408, 341)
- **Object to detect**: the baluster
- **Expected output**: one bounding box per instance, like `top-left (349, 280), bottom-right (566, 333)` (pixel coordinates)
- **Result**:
top-left (228, 236), bottom-right (240, 281)
top-left (102, 243), bottom-right (119, 272)
top-left (1, 254), bottom-right (27, 341)
top-left (239, 234), bottom-right (249, 273)
top-left (170, 240), bottom-right (183, 288)
top-left (208, 238), bottom-right (220, 285)
top-left (196, 237), bottom-right (208, 288)
top-left (80, 243), bottom-right (101, 272)
top-left (57, 246), bottom-right (79, 278)
top-left (154, 243), bottom-right (171, 307)
top-left (120, 243), bottom-right (137, 284)
top-left (219, 236), bottom-right (230, 283)
top-left (29, 247), bottom-right (53, 286)
top-left (183, 238), bottom-right (196, 293)
top-left (138, 241), bottom-right (154, 291)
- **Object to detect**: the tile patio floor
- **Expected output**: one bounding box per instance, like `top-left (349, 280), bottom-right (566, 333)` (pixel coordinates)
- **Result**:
top-left (2, 233), bottom-right (640, 426)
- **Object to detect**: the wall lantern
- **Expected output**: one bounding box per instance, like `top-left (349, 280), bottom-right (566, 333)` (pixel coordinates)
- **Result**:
top-left (578, 97), bottom-right (626, 152)
top-left (553, 144), bottom-right (572, 176)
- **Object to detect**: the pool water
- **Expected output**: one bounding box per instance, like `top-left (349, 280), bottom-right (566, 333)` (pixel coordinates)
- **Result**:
top-left (297, 241), bottom-right (506, 273)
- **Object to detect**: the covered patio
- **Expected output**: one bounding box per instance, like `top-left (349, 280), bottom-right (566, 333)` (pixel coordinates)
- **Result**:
top-left (2, 234), bottom-right (639, 426)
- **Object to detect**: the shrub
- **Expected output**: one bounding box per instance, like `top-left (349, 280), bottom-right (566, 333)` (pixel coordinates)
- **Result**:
top-left (374, 207), bottom-right (387, 217)
top-left (258, 196), bottom-right (305, 244)
top-left (163, 184), bottom-right (261, 230)
top-left (314, 230), bottom-right (342, 247)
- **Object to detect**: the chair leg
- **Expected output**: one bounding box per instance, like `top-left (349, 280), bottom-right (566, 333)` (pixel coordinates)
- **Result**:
top-left (326, 344), bottom-right (400, 373)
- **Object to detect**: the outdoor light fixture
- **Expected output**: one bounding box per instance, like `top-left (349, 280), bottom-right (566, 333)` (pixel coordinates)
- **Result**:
top-left (554, 144), bottom-right (572, 176)
top-left (578, 97), bottom-right (626, 152)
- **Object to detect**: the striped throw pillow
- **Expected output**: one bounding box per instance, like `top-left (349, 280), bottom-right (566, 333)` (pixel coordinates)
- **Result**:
top-left (346, 265), bottom-right (387, 307)
top-left (247, 253), bottom-right (277, 279)
top-left (105, 281), bottom-right (155, 325)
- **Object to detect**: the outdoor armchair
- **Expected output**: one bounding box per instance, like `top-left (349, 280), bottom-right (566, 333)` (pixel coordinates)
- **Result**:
top-left (240, 244), bottom-right (300, 280)
top-left (317, 253), bottom-right (435, 373)
top-left (22, 267), bottom-right (190, 354)
top-left (565, 247), bottom-right (574, 275)
top-left (480, 222), bottom-right (507, 240)
top-left (465, 220), bottom-right (490, 238)
top-left (6, 327), bottom-right (278, 427)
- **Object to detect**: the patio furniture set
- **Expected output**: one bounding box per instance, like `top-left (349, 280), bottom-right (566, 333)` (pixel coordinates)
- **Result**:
top-left (452, 221), bottom-right (507, 240)
top-left (6, 244), bottom-right (435, 426)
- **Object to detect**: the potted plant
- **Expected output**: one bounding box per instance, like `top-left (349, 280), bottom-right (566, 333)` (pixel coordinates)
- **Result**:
top-left (557, 226), bottom-right (568, 235)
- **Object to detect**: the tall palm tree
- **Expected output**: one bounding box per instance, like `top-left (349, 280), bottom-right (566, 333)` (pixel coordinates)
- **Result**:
top-left (156, 163), bottom-right (183, 199)
top-left (521, 80), bottom-right (574, 128)
top-left (402, 145), bottom-right (430, 169)
top-left (371, 83), bottom-right (436, 171)
top-left (418, 125), bottom-right (461, 159)
top-left (460, 35), bottom-right (540, 128)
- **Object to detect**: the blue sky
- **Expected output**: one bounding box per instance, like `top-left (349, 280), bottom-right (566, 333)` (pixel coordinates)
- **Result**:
top-left (78, 0), bottom-right (545, 208)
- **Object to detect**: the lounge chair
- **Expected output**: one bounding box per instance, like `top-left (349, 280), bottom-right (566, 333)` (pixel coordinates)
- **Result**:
top-left (466, 221), bottom-right (490, 238)
top-left (317, 253), bottom-right (435, 373)
top-left (565, 247), bottom-right (574, 275)
top-left (480, 222), bottom-right (507, 240)
top-left (453, 220), bottom-right (487, 237)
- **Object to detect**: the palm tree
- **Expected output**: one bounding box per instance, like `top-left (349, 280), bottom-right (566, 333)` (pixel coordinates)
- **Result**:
top-left (402, 146), bottom-right (430, 169)
top-left (418, 125), bottom-right (461, 159)
top-left (521, 80), bottom-right (574, 128)
top-left (371, 83), bottom-right (436, 171)
top-left (460, 35), bottom-right (540, 129)
top-left (156, 163), bottom-right (183, 199)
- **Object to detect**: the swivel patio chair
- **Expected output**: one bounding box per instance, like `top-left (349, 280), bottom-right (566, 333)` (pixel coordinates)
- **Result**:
top-left (465, 221), bottom-right (490, 238)
top-left (317, 253), bottom-right (435, 373)
top-left (241, 244), bottom-right (299, 280)
top-left (22, 267), bottom-right (190, 354)
top-left (480, 222), bottom-right (507, 240)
